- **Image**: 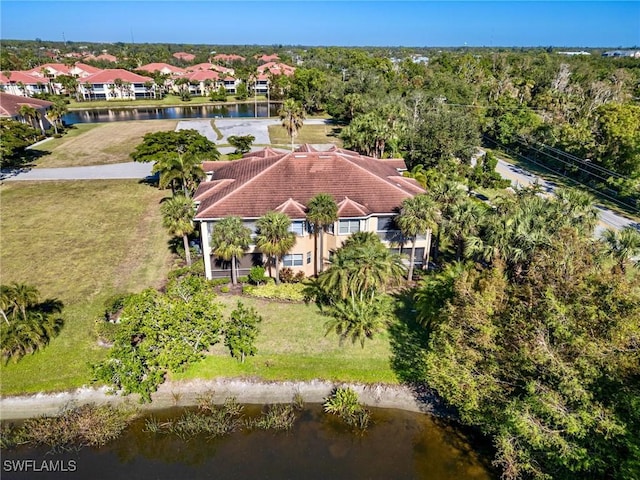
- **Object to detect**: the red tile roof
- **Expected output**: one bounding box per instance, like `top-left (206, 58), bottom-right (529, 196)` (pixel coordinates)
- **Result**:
top-left (81, 69), bottom-right (153, 84)
top-left (26, 64), bottom-right (71, 76)
top-left (173, 52), bottom-right (196, 61)
top-left (185, 70), bottom-right (220, 82)
top-left (0, 71), bottom-right (49, 84)
top-left (138, 63), bottom-right (186, 74)
top-left (71, 63), bottom-right (102, 75)
top-left (0, 92), bottom-right (53, 117)
top-left (212, 54), bottom-right (245, 62)
top-left (257, 62), bottom-right (295, 77)
top-left (95, 53), bottom-right (117, 62)
top-left (256, 54), bottom-right (280, 63)
top-left (194, 145), bottom-right (418, 220)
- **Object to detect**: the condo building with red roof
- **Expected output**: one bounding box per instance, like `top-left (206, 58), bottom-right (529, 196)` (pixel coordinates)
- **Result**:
top-left (77, 69), bottom-right (154, 100)
top-left (194, 145), bottom-right (426, 280)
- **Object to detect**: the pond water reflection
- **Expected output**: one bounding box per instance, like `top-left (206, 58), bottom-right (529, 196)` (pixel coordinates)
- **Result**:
top-left (3, 405), bottom-right (494, 480)
top-left (62, 103), bottom-right (279, 125)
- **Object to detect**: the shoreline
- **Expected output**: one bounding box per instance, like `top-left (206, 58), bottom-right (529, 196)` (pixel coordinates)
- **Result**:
top-left (0, 378), bottom-right (449, 421)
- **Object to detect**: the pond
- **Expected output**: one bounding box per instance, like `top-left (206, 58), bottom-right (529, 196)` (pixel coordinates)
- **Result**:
top-left (62, 102), bottom-right (280, 125)
top-left (2, 405), bottom-right (494, 480)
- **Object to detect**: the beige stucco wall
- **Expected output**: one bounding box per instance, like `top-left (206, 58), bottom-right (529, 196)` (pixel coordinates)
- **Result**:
top-left (201, 215), bottom-right (432, 281)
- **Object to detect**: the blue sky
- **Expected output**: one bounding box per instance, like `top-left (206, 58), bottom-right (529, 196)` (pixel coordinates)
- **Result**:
top-left (1, 1), bottom-right (638, 47)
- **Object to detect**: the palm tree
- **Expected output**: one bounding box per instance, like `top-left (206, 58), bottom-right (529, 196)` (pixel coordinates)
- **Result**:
top-left (17, 105), bottom-right (39, 135)
top-left (279, 98), bottom-right (305, 151)
top-left (256, 211), bottom-right (296, 285)
top-left (443, 198), bottom-right (487, 261)
top-left (210, 216), bottom-right (252, 285)
top-left (320, 231), bottom-right (405, 300)
top-left (553, 187), bottom-right (598, 236)
top-left (602, 226), bottom-right (640, 274)
top-left (154, 149), bottom-right (206, 198)
top-left (161, 195), bottom-right (196, 267)
top-left (429, 179), bottom-right (466, 261)
top-left (7, 283), bottom-right (40, 321)
top-left (45, 101), bottom-right (68, 135)
top-left (324, 295), bottom-right (391, 348)
top-left (306, 193), bottom-right (338, 276)
top-left (396, 195), bottom-right (440, 280)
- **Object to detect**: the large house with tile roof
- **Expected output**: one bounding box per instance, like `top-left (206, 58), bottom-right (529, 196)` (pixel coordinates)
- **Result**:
top-left (173, 52), bottom-right (196, 62)
top-left (194, 145), bottom-right (427, 280)
top-left (257, 62), bottom-right (296, 77)
top-left (0, 71), bottom-right (52, 96)
top-left (211, 53), bottom-right (245, 63)
top-left (0, 92), bottom-right (54, 132)
top-left (77, 69), bottom-right (154, 100)
top-left (138, 63), bottom-right (186, 76)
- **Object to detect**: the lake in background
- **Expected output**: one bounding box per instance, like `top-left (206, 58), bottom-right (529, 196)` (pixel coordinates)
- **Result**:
top-left (2, 405), bottom-right (494, 480)
top-left (63, 102), bottom-right (280, 125)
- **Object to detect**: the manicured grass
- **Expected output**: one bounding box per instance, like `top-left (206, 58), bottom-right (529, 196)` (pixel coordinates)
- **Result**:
top-left (31, 120), bottom-right (178, 168)
top-left (174, 296), bottom-right (399, 384)
top-left (0, 180), bottom-right (172, 395)
top-left (268, 124), bottom-right (343, 146)
top-left (67, 94), bottom-right (229, 109)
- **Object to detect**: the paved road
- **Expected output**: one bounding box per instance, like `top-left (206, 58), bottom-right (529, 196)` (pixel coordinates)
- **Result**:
top-left (492, 154), bottom-right (638, 235)
top-left (1, 162), bottom-right (153, 181)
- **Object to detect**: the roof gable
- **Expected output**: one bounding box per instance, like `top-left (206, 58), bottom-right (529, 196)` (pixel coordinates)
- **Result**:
top-left (194, 145), bottom-right (425, 220)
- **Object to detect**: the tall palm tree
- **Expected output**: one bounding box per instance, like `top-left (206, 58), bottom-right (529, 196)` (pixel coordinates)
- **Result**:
top-left (279, 98), bottom-right (305, 151)
top-left (17, 105), bottom-right (39, 134)
top-left (429, 179), bottom-right (466, 261)
top-left (45, 101), bottom-right (68, 135)
top-left (602, 226), bottom-right (640, 274)
top-left (256, 211), bottom-right (296, 285)
top-left (161, 195), bottom-right (195, 267)
top-left (306, 193), bottom-right (338, 276)
top-left (154, 149), bottom-right (206, 198)
top-left (210, 216), bottom-right (252, 285)
top-left (396, 195), bottom-right (440, 280)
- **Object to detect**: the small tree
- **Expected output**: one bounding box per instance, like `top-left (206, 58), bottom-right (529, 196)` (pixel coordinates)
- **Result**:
top-left (224, 302), bottom-right (262, 363)
top-left (227, 135), bottom-right (255, 155)
top-left (235, 82), bottom-right (248, 101)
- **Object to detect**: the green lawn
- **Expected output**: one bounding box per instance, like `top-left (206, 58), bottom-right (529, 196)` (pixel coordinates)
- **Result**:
top-left (268, 124), bottom-right (343, 146)
top-left (68, 94), bottom-right (230, 110)
top-left (175, 296), bottom-right (398, 384)
top-left (31, 120), bottom-right (178, 168)
top-left (0, 180), bottom-right (172, 395)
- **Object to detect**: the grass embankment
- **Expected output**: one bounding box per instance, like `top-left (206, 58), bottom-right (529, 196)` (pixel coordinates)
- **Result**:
top-left (68, 94), bottom-right (230, 110)
top-left (268, 124), bottom-right (343, 146)
top-left (175, 296), bottom-right (397, 384)
top-left (31, 120), bottom-right (178, 168)
top-left (0, 180), bottom-right (172, 395)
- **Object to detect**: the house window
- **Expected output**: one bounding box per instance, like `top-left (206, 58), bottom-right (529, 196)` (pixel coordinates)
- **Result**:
top-left (282, 254), bottom-right (303, 267)
top-left (307, 251), bottom-right (312, 264)
top-left (338, 219), bottom-right (360, 235)
top-left (289, 221), bottom-right (305, 236)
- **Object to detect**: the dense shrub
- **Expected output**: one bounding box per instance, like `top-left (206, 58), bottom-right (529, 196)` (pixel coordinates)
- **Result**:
top-left (248, 266), bottom-right (267, 285)
top-left (323, 387), bottom-right (371, 431)
top-left (280, 268), bottom-right (306, 283)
